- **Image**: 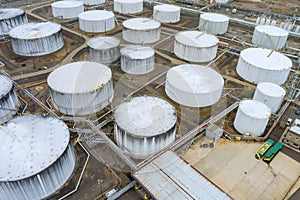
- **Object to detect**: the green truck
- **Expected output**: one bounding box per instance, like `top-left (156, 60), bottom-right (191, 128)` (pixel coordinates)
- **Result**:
top-left (263, 141), bottom-right (283, 163)
top-left (255, 139), bottom-right (274, 159)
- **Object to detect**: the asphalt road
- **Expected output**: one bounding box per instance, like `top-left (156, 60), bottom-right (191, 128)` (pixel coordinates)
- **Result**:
top-left (269, 103), bottom-right (300, 163)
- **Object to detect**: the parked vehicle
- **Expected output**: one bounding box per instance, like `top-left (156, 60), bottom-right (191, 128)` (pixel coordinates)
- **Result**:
top-left (263, 141), bottom-right (283, 163)
top-left (255, 139), bottom-right (274, 159)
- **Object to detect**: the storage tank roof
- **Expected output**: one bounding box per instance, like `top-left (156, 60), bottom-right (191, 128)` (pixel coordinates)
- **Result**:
top-left (175, 31), bottom-right (219, 47)
top-left (241, 48), bottom-right (292, 70)
top-left (154, 4), bottom-right (180, 12)
top-left (114, 96), bottom-right (177, 137)
top-left (123, 18), bottom-right (160, 30)
top-left (47, 61), bottom-right (112, 94)
top-left (0, 8), bottom-right (24, 20)
top-left (0, 115), bottom-right (69, 181)
top-left (167, 64), bottom-right (224, 94)
top-left (239, 100), bottom-right (271, 119)
top-left (257, 82), bottom-right (286, 97)
top-left (115, 0), bottom-right (142, 3)
top-left (255, 25), bottom-right (288, 37)
top-left (88, 36), bottom-right (120, 50)
top-left (120, 45), bottom-right (154, 59)
top-left (51, 1), bottom-right (83, 8)
top-left (0, 75), bottom-right (13, 98)
top-left (78, 10), bottom-right (114, 21)
top-left (9, 22), bottom-right (61, 39)
top-left (200, 13), bottom-right (229, 22)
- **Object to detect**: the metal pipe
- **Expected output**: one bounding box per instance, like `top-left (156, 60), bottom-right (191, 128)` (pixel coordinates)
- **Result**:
top-left (138, 101), bottom-right (240, 169)
top-left (107, 181), bottom-right (137, 200)
top-left (22, 80), bottom-right (47, 89)
top-left (207, 48), bottom-right (229, 67)
top-left (155, 81), bottom-right (165, 89)
top-left (92, 70), bottom-right (168, 123)
top-left (146, 0), bottom-right (300, 38)
top-left (152, 35), bottom-right (173, 48)
top-left (86, 120), bottom-right (137, 170)
top-left (95, 117), bottom-right (113, 129)
top-left (1, 70), bottom-right (58, 117)
top-left (58, 142), bottom-right (90, 200)
top-left (263, 100), bottom-right (291, 141)
top-left (45, 96), bottom-right (53, 111)
top-left (18, 96), bottom-right (28, 115)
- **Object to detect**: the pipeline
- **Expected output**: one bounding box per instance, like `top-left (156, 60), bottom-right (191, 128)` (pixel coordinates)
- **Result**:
top-left (58, 142), bottom-right (90, 200)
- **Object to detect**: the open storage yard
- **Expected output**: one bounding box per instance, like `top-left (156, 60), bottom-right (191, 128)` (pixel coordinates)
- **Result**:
top-left (181, 139), bottom-right (300, 200)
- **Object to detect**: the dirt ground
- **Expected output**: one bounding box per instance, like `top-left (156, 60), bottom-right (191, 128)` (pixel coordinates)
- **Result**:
top-left (229, 0), bottom-right (299, 16)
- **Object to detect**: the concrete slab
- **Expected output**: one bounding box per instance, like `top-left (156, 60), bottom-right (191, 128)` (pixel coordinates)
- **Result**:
top-left (181, 139), bottom-right (300, 200)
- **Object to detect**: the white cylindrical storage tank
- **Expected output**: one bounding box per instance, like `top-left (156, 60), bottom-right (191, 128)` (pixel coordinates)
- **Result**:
top-left (153, 4), bottom-right (180, 23)
top-left (236, 48), bottom-right (291, 85)
top-left (0, 75), bottom-right (19, 124)
top-left (114, 96), bottom-right (177, 158)
top-left (199, 13), bottom-right (229, 34)
top-left (51, 1), bottom-right (84, 19)
top-left (0, 8), bottom-right (28, 35)
top-left (9, 22), bottom-right (64, 57)
top-left (120, 45), bottom-right (155, 74)
top-left (252, 25), bottom-right (289, 50)
top-left (279, 22), bottom-right (285, 28)
top-left (114, 0), bottom-right (143, 14)
top-left (79, 10), bottom-right (115, 33)
top-left (174, 31), bottom-right (219, 62)
top-left (88, 36), bottom-right (120, 64)
top-left (253, 82), bottom-right (286, 113)
top-left (0, 115), bottom-right (75, 200)
top-left (47, 61), bottom-right (113, 116)
top-left (234, 100), bottom-right (271, 136)
top-left (122, 18), bottom-right (161, 44)
top-left (165, 64), bottom-right (224, 107)
top-left (265, 19), bottom-right (271, 25)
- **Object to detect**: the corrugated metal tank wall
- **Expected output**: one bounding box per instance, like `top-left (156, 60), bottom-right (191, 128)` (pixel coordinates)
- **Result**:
top-left (79, 10), bottom-right (115, 33)
top-left (50, 81), bottom-right (113, 116)
top-left (120, 45), bottom-right (155, 74)
top-left (0, 9), bottom-right (27, 35)
top-left (199, 13), bottom-right (229, 34)
top-left (174, 31), bottom-right (218, 62)
top-left (115, 125), bottom-right (176, 158)
top-left (253, 82), bottom-right (286, 113)
top-left (122, 18), bottom-right (161, 44)
top-left (114, 0), bottom-right (143, 14)
top-left (88, 37), bottom-right (120, 65)
top-left (252, 25), bottom-right (288, 50)
top-left (153, 5), bottom-right (180, 23)
top-left (51, 1), bottom-right (84, 19)
top-left (10, 31), bottom-right (64, 56)
top-left (0, 75), bottom-right (19, 123)
top-left (0, 144), bottom-right (75, 200)
top-left (234, 100), bottom-right (271, 136)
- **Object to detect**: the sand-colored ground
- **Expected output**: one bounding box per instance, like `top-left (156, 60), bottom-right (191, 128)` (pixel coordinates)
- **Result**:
top-left (182, 138), bottom-right (300, 200)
